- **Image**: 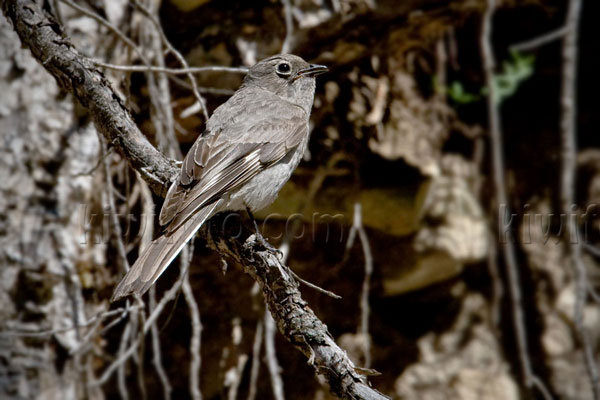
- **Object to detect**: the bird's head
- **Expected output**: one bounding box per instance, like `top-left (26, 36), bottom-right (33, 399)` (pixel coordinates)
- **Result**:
top-left (242, 54), bottom-right (327, 113)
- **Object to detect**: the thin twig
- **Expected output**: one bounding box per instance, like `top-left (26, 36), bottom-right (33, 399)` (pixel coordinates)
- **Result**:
top-left (84, 353), bottom-right (101, 400)
top-left (264, 311), bottom-right (285, 400)
top-left (117, 321), bottom-right (132, 400)
top-left (343, 202), bottom-right (373, 367)
top-left (355, 204), bottom-right (373, 368)
top-left (247, 319), bottom-right (264, 400)
top-left (62, 0), bottom-right (188, 168)
top-left (559, 0), bottom-right (600, 398)
top-left (50, 0), bottom-right (63, 25)
top-left (221, 318), bottom-right (247, 400)
top-left (137, 177), bottom-right (156, 255)
top-left (139, 3), bottom-right (180, 161)
top-left (59, 0), bottom-right (140, 57)
top-left (89, 263), bottom-right (190, 387)
top-left (169, 74), bottom-right (236, 95)
top-left (290, 270), bottom-right (342, 299)
top-left (481, 1), bottom-right (550, 397)
top-left (62, 0), bottom-right (171, 154)
top-left (91, 60), bottom-right (248, 74)
top-left (588, 281), bottom-right (600, 304)
top-left (134, 298), bottom-right (148, 400)
top-left (131, 0), bottom-right (209, 120)
top-left (71, 146), bottom-right (114, 177)
top-left (280, 0), bottom-right (294, 53)
top-left (583, 241), bottom-right (600, 258)
top-left (71, 306), bottom-right (137, 356)
top-left (60, 0), bottom-right (166, 155)
top-left (510, 26), bottom-right (570, 52)
top-left (102, 137), bottom-right (131, 274)
top-left (182, 247), bottom-right (203, 400)
top-left (226, 341), bottom-right (249, 400)
top-left (149, 287), bottom-right (173, 400)
top-left (140, 199), bottom-right (169, 400)
top-left (139, 175), bottom-right (172, 399)
top-left (1, 307), bottom-right (133, 338)
top-left (486, 233), bottom-right (504, 329)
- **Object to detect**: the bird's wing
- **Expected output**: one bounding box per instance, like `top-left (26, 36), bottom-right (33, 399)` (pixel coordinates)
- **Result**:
top-left (160, 91), bottom-right (308, 231)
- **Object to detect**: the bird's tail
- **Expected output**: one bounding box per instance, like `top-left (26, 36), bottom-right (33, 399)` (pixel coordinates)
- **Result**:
top-left (111, 201), bottom-right (221, 301)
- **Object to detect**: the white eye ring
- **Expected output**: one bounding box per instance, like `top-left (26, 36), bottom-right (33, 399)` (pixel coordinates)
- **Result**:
top-left (276, 62), bottom-right (292, 76)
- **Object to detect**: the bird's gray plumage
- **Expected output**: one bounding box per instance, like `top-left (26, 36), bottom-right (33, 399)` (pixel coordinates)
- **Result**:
top-left (112, 54), bottom-right (326, 301)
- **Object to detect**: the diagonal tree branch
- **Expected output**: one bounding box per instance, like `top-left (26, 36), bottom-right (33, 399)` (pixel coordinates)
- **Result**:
top-left (206, 219), bottom-right (388, 400)
top-left (2, 1), bottom-right (388, 399)
top-left (2, 0), bottom-right (177, 196)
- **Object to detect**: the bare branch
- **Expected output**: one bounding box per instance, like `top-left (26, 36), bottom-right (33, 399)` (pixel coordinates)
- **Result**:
top-left (264, 310), bottom-right (285, 400)
top-left (355, 204), bottom-right (373, 368)
top-left (481, 1), bottom-right (551, 397)
top-left (102, 137), bottom-right (130, 274)
top-left (139, 3), bottom-right (180, 161)
top-left (290, 270), bottom-right (342, 299)
top-left (117, 320), bottom-right (132, 400)
top-left (247, 319), bottom-right (264, 400)
top-left (226, 353), bottom-right (249, 400)
top-left (2, 0), bottom-right (178, 195)
top-left (149, 287), bottom-right (173, 400)
top-left (62, 0), bottom-right (173, 164)
top-left (131, 0), bottom-right (209, 120)
top-left (89, 264), bottom-right (189, 387)
top-left (510, 26), bottom-right (569, 52)
top-left (59, 0), bottom-right (139, 56)
top-left (280, 0), bottom-right (294, 53)
top-left (343, 202), bottom-right (374, 367)
top-left (559, 0), bottom-right (600, 398)
top-left (206, 223), bottom-right (389, 400)
top-left (132, 298), bottom-right (149, 400)
top-left (91, 60), bottom-right (249, 74)
top-left (1, 307), bottom-right (134, 338)
top-left (486, 233), bottom-right (504, 328)
top-left (182, 247), bottom-right (203, 400)
top-left (141, 178), bottom-right (172, 399)
top-left (71, 306), bottom-right (136, 357)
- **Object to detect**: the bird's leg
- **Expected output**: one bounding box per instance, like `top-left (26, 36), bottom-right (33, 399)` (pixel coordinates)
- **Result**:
top-left (246, 207), bottom-right (282, 257)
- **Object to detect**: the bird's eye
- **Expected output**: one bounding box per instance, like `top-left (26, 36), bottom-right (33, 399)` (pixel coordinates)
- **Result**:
top-left (276, 62), bottom-right (292, 76)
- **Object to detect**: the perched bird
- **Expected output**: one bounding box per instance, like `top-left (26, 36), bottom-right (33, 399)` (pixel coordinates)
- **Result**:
top-left (112, 54), bottom-right (327, 300)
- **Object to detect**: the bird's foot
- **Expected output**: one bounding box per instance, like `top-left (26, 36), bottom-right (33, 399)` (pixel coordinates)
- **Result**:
top-left (252, 219), bottom-right (283, 258)
top-left (246, 206), bottom-right (283, 258)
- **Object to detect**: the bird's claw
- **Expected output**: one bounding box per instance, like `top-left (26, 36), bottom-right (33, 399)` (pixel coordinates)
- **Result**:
top-left (251, 221), bottom-right (282, 258)
top-left (254, 229), bottom-right (283, 258)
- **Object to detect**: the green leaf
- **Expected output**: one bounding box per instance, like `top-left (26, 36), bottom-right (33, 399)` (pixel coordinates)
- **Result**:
top-left (482, 50), bottom-right (535, 104)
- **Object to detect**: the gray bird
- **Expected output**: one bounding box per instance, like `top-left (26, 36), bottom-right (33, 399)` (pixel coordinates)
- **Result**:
top-left (112, 54), bottom-right (327, 300)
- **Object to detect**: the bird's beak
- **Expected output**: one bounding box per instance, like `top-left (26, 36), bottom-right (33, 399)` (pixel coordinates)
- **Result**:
top-left (296, 64), bottom-right (328, 79)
